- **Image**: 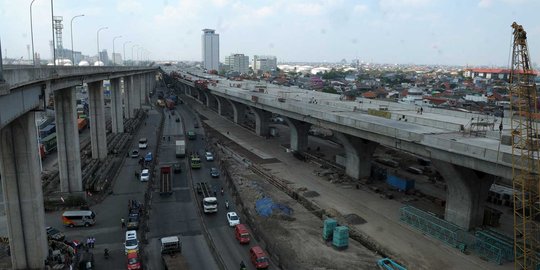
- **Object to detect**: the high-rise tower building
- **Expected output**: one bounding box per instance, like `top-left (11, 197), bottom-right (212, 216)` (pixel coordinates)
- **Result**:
top-left (225, 54), bottom-right (249, 74)
top-left (202, 29), bottom-right (219, 71)
top-left (253, 55), bottom-right (277, 72)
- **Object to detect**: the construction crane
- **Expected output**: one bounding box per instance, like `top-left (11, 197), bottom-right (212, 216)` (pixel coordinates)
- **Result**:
top-left (509, 21), bottom-right (540, 270)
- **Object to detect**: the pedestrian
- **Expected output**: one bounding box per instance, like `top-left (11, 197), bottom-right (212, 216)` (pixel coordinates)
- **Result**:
top-left (121, 218), bottom-right (126, 228)
top-left (420, 107), bottom-right (423, 115)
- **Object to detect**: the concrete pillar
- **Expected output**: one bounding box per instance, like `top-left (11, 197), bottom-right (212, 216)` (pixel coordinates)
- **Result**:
top-left (219, 96), bottom-right (234, 119)
top-left (285, 118), bottom-right (312, 152)
top-left (54, 87), bottom-right (83, 193)
top-left (88, 81), bottom-right (108, 160)
top-left (432, 160), bottom-right (493, 230)
top-left (0, 112), bottom-right (48, 269)
top-left (207, 93), bottom-right (219, 111)
top-left (228, 100), bottom-right (246, 124)
top-left (139, 74), bottom-right (145, 105)
top-left (151, 74), bottom-right (156, 92)
top-left (250, 107), bottom-right (272, 136)
top-left (124, 76), bottom-right (135, 118)
top-left (133, 75), bottom-right (141, 112)
top-left (203, 91), bottom-right (210, 107)
top-left (215, 95), bottom-right (224, 116)
top-left (110, 78), bottom-right (124, 133)
top-left (335, 132), bottom-right (378, 180)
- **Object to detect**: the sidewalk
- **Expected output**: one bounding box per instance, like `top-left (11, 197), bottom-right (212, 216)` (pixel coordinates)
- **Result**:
top-left (185, 97), bottom-right (511, 270)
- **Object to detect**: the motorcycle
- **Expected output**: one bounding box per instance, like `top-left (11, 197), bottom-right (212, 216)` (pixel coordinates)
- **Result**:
top-left (225, 201), bottom-right (229, 210)
top-left (104, 249), bottom-right (110, 260)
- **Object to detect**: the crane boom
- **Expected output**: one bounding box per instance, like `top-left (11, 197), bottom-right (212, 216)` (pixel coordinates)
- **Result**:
top-left (509, 21), bottom-right (540, 270)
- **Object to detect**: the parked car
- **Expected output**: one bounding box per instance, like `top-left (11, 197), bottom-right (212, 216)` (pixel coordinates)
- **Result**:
top-left (131, 150), bottom-right (139, 158)
top-left (205, 152), bottom-right (214, 161)
top-left (140, 169), bottom-right (150, 182)
top-left (226, 212), bottom-right (240, 227)
top-left (127, 215), bottom-right (139, 230)
top-left (126, 250), bottom-right (142, 270)
top-left (210, 167), bottom-right (220, 178)
top-left (125, 230), bottom-right (139, 254)
top-left (173, 163), bottom-right (182, 174)
top-left (46, 226), bottom-right (65, 241)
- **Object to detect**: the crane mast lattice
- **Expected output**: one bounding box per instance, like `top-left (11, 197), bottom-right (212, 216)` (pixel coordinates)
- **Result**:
top-left (509, 21), bottom-right (540, 270)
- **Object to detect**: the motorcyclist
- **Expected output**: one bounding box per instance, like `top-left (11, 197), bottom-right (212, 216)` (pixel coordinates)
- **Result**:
top-left (221, 187), bottom-right (224, 196)
top-left (240, 260), bottom-right (246, 270)
top-left (104, 248), bottom-right (109, 259)
top-left (225, 200), bottom-right (229, 209)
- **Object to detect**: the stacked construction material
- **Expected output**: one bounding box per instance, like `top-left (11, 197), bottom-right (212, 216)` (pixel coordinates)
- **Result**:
top-left (332, 226), bottom-right (349, 249)
top-left (322, 218), bottom-right (337, 241)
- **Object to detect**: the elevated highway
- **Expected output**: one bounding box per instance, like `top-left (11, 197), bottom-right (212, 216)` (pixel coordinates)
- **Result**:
top-left (0, 65), bottom-right (157, 269)
top-left (168, 68), bottom-right (515, 233)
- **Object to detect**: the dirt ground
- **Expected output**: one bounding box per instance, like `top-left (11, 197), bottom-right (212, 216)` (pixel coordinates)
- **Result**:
top-left (223, 159), bottom-right (380, 270)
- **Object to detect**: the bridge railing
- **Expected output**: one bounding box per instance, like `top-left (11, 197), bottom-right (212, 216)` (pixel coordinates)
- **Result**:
top-left (2, 66), bottom-right (157, 90)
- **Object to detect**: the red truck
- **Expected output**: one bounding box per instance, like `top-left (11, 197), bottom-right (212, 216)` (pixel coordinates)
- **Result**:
top-left (77, 118), bottom-right (87, 132)
top-left (160, 166), bottom-right (172, 195)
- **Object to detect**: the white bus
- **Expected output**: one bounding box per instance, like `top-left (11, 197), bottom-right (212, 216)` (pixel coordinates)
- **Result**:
top-left (62, 210), bottom-right (96, 227)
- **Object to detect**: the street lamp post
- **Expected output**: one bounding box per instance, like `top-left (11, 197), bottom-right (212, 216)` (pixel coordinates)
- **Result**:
top-left (137, 47), bottom-right (143, 65)
top-left (96, 27), bottom-right (108, 63)
top-left (131, 44), bottom-right (138, 66)
top-left (30, 0), bottom-right (38, 65)
top-left (70, 14), bottom-right (84, 65)
top-left (0, 37), bottom-right (5, 81)
top-left (123, 41), bottom-right (131, 66)
top-left (112, 35), bottom-right (122, 66)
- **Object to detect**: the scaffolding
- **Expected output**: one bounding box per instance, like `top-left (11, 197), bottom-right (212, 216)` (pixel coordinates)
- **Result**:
top-left (473, 229), bottom-right (514, 265)
top-left (399, 206), bottom-right (466, 249)
top-left (53, 16), bottom-right (63, 59)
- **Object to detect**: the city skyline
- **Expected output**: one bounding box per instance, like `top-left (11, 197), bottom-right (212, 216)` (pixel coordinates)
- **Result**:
top-left (1, 0), bottom-right (539, 66)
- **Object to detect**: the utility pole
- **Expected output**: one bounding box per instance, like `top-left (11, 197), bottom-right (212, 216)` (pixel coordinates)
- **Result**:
top-left (0, 37), bottom-right (9, 95)
top-left (0, 37), bottom-right (4, 82)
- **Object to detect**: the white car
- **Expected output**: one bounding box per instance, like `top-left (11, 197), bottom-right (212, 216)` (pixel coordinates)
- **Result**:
top-left (205, 152), bottom-right (214, 161)
top-left (125, 230), bottom-right (138, 254)
top-left (140, 169), bottom-right (150, 182)
top-left (138, 138), bottom-right (148, 149)
top-left (226, 212), bottom-right (240, 227)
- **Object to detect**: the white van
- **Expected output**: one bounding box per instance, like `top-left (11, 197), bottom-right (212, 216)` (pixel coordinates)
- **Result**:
top-left (62, 210), bottom-right (96, 227)
top-left (125, 230), bottom-right (138, 254)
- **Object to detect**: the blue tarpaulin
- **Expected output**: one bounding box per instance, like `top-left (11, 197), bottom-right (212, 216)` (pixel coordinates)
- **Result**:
top-left (255, 197), bottom-right (292, 217)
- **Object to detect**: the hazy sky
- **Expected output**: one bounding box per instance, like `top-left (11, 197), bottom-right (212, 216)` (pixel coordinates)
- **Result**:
top-left (1, 0), bottom-right (539, 66)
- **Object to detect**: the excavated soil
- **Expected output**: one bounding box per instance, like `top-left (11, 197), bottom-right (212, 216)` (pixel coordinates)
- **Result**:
top-left (225, 161), bottom-right (379, 270)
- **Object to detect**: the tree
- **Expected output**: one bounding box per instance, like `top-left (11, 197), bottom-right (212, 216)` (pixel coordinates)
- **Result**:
top-left (322, 86), bottom-right (337, 94)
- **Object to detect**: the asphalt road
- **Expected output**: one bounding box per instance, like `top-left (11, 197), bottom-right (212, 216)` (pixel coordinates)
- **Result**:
top-left (145, 97), bottom-right (219, 270)
top-left (177, 98), bottom-right (277, 270)
top-left (44, 106), bottom-right (159, 269)
top-left (40, 84), bottom-right (277, 270)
